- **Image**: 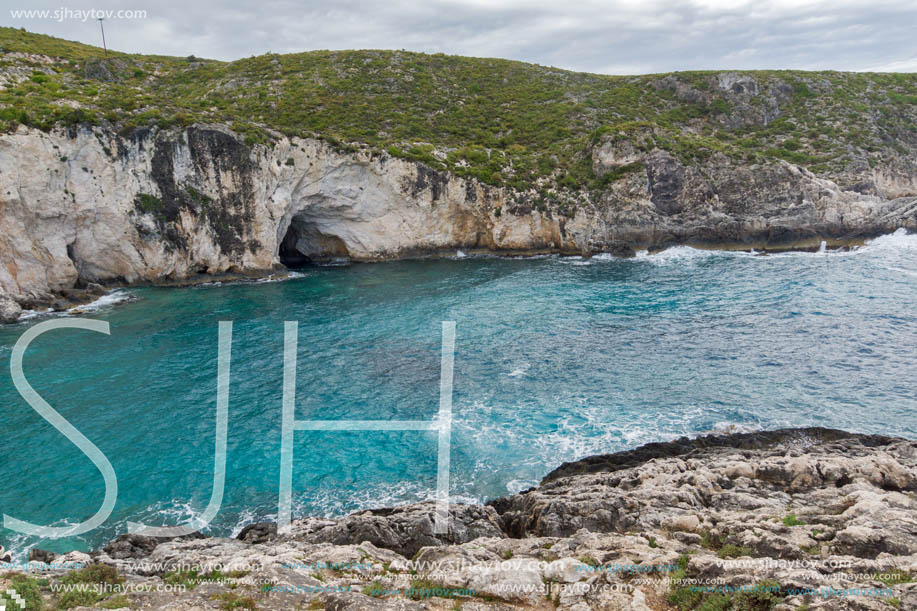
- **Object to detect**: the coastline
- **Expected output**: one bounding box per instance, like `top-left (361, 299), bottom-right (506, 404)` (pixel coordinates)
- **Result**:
top-left (2, 120), bottom-right (915, 324)
top-left (2, 230), bottom-right (900, 323)
top-left (2, 22), bottom-right (916, 611)
top-left (4, 427), bottom-right (916, 610)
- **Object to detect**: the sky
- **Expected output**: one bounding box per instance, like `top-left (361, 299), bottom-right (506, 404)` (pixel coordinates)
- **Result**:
top-left (4, 0), bottom-right (917, 74)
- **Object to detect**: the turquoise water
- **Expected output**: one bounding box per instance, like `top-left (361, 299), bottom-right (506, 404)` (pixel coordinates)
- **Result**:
top-left (1, 231), bottom-right (916, 558)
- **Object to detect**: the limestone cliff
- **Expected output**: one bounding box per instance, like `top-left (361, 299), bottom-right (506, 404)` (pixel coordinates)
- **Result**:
top-left (1, 123), bottom-right (915, 320)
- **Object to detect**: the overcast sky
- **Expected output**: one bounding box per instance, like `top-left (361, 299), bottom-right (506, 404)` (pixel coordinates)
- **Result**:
top-left (4, 0), bottom-right (917, 74)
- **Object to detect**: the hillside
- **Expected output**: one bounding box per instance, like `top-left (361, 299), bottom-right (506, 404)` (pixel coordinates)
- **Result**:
top-left (2, 26), bottom-right (916, 194)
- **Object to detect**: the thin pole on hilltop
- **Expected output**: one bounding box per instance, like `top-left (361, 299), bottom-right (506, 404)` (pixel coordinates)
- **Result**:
top-left (98, 18), bottom-right (107, 55)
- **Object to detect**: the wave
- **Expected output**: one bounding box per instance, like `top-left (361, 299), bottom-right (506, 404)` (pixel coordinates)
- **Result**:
top-left (195, 270), bottom-right (309, 289)
top-left (17, 289), bottom-right (135, 322)
top-left (860, 227), bottom-right (917, 252)
top-left (635, 245), bottom-right (740, 264)
top-left (707, 421), bottom-right (762, 435)
top-left (69, 290), bottom-right (135, 313)
top-left (256, 270), bottom-right (308, 283)
top-left (288, 481), bottom-right (479, 521)
top-left (632, 228), bottom-right (916, 265)
top-left (505, 479), bottom-right (539, 494)
top-left (1, 516), bottom-right (90, 562)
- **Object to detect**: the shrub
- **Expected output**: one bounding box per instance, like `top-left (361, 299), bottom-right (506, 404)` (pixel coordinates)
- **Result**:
top-left (362, 580), bottom-right (386, 597)
top-left (135, 192), bottom-right (162, 214)
top-left (782, 514), bottom-right (805, 527)
top-left (2, 573), bottom-right (44, 611)
top-left (60, 563), bottom-right (124, 586)
top-left (99, 594), bottom-right (131, 608)
top-left (211, 592), bottom-right (258, 609)
top-left (57, 589), bottom-right (100, 609)
top-left (717, 544), bottom-right (753, 559)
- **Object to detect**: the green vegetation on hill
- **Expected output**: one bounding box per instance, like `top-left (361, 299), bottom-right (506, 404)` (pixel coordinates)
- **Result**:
top-left (1, 26), bottom-right (916, 192)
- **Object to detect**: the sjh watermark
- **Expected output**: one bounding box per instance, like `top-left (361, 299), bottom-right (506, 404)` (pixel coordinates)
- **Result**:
top-left (5, 319), bottom-right (457, 540)
top-left (9, 8), bottom-right (147, 22)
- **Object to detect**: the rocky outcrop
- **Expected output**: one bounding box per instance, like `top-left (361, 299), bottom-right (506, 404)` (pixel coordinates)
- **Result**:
top-left (5, 428), bottom-right (916, 610)
top-left (278, 502), bottom-right (506, 559)
top-left (494, 428), bottom-right (916, 542)
top-left (1, 123), bottom-right (915, 313)
top-left (0, 285), bottom-right (20, 322)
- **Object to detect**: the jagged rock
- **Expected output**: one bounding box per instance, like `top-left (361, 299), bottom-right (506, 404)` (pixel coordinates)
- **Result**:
top-left (102, 534), bottom-right (162, 560)
top-left (0, 288), bottom-right (21, 322)
top-left (28, 548), bottom-right (56, 563)
top-left (6, 428), bottom-right (917, 610)
top-left (539, 427), bottom-right (898, 482)
top-left (285, 502), bottom-right (506, 558)
top-left (494, 428), bottom-right (916, 539)
top-left (54, 551), bottom-right (92, 567)
top-left (237, 521), bottom-right (277, 544)
top-left (99, 531), bottom-right (207, 569)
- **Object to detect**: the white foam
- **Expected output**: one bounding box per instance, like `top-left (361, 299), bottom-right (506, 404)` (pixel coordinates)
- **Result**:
top-left (195, 271), bottom-right (309, 289)
top-left (69, 290), bottom-right (134, 313)
top-left (709, 422), bottom-right (761, 435)
top-left (256, 270), bottom-right (308, 283)
top-left (861, 228), bottom-right (917, 252)
top-left (15, 309), bottom-right (45, 321)
top-left (229, 509), bottom-right (259, 538)
top-left (16, 290), bottom-right (135, 322)
top-left (632, 229), bottom-right (917, 265)
top-left (295, 480), bottom-right (435, 519)
top-left (316, 258), bottom-right (352, 267)
top-left (1, 517), bottom-right (87, 561)
top-left (636, 245), bottom-right (734, 265)
top-left (505, 479), bottom-right (539, 494)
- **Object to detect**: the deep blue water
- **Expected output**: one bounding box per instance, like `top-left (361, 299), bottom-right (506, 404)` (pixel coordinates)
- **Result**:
top-left (1, 231), bottom-right (916, 558)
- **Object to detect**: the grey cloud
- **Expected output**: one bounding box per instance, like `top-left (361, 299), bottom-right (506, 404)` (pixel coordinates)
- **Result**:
top-left (2, 0), bottom-right (915, 73)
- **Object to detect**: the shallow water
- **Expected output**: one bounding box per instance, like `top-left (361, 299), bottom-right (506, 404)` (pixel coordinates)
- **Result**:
top-left (1, 231), bottom-right (916, 557)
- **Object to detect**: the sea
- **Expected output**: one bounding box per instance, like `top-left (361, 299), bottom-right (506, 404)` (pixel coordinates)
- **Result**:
top-left (1, 230), bottom-right (915, 558)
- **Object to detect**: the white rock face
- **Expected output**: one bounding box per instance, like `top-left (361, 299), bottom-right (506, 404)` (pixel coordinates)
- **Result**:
top-left (1, 123), bottom-right (914, 308)
top-left (0, 124), bottom-right (584, 305)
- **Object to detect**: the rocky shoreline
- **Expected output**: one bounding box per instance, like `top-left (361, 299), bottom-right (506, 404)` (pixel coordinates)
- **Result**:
top-left (0, 234), bottom-right (886, 324)
top-left (2, 121), bottom-right (916, 323)
top-left (4, 427), bottom-right (916, 610)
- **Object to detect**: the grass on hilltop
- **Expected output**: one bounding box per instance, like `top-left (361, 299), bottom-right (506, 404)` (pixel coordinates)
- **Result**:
top-left (1, 26), bottom-right (916, 193)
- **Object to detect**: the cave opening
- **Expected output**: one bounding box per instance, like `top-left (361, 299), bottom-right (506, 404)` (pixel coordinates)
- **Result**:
top-left (278, 215), bottom-right (349, 267)
top-left (278, 223), bottom-right (311, 268)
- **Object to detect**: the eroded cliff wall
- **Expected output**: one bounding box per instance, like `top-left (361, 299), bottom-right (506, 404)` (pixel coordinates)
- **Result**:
top-left (1, 123), bottom-right (915, 318)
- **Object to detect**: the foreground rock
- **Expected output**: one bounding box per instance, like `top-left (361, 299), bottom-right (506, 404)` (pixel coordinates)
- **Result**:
top-left (1, 123), bottom-right (915, 312)
top-left (3, 428), bottom-right (917, 610)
